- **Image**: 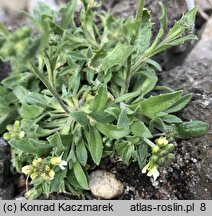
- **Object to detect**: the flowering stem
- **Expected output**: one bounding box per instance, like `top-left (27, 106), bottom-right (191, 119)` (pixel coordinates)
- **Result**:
top-left (153, 133), bottom-right (166, 138)
top-left (136, 0), bottom-right (145, 22)
top-left (123, 0), bottom-right (145, 94)
top-left (29, 63), bottom-right (70, 114)
top-left (143, 138), bottom-right (156, 148)
top-left (26, 175), bottom-right (29, 192)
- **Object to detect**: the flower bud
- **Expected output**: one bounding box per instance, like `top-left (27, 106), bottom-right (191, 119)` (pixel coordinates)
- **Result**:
top-left (48, 170), bottom-right (55, 178)
top-left (37, 158), bottom-right (42, 162)
top-left (45, 165), bottom-right (50, 171)
top-left (32, 158), bottom-right (42, 167)
top-left (50, 157), bottom-right (62, 165)
top-left (14, 120), bottom-right (20, 129)
top-left (156, 137), bottom-right (168, 147)
top-left (41, 173), bottom-right (46, 178)
top-left (6, 125), bottom-right (13, 131)
top-left (3, 133), bottom-right (11, 141)
top-left (21, 165), bottom-right (34, 175)
top-left (19, 131), bottom-right (25, 139)
top-left (30, 173), bottom-right (37, 180)
top-left (152, 146), bottom-right (160, 154)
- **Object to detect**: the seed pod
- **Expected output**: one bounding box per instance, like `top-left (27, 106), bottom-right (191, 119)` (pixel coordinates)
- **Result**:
top-left (165, 143), bottom-right (174, 152)
top-left (151, 155), bottom-right (159, 162)
top-left (25, 187), bottom-right (42, 200)
top-left (158, 158), bottom-right (166, 166)
top-left (159, 150), bottom-right (169, 157)
top-left (167, 153), bottom-right (175, 161)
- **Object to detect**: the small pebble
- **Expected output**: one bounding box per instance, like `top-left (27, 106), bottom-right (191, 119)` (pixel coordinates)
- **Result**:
top-left (89, 170), bottom-right (124, 199)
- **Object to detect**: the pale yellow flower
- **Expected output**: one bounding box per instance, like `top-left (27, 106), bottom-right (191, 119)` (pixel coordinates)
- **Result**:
top-left (21, 165), bottom-right (34, 175)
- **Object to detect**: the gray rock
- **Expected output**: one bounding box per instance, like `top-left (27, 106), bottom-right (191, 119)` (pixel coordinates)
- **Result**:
top-left (185, 16), bottom-right (212, 63)
top-left (0, 138), bottom-right (15, 200)
top-left (202, 157), bottom-right (212, 181)
top-left (89, 170), bottom-right (124, 199)
top-left (198, 0), bottom-right (212, 10)
top-left (0, 61), bottom-right (11, 81)
top-left (102, 0), bottom-right (188, 29)
top-left (0, 184), bottom-right (15, 200)
top-left (160, 59), bottom-right (212, 199)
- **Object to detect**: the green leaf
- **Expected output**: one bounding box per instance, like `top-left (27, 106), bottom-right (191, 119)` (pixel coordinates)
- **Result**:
top-left (73, 161), bottom-right (89, 190)
top-left (114, 91), bottom-right (140, 104)
top-left (70, 111), bottom-right (89, 125)
top-left (65, 181), bottom-right (83, 197)
top-left (88, 126), bottom-right (103, 165)
top-left (121, 144), bottom-right (134, 165)
top-left (2, 73), bottom-right (33, 88)
top-left (132, 70), bottom-right (158, 100)
top-left (25, 92), bottom-right (51, 107)
top-left (131, 121), bottom-right (153, 138)
top-left (115, 142), bottom-right (127, 155)
top-left (99, 44), bottom-right (133, 71)
top-left (161, 114), bottom-right (182, 124)
top-left (148, 2), bottom-right (167, 50)
top-left (81, 5), bottom-right (97, 47)
top-left (60, 0), bottom-right (77, 29)
top-left (104, 106), bottom-right (120, 119)
top-left (165, 94), bottom-right (192, 113)
top-left (47, 132), bottom-right (65, 155)
top-left (12, 86), bottom-right (29, 104)
top-left (165, 34), bottom-right (198, 46)
top-left (92, 84), bottom-right (108, 114)
top-left (175, 121), bottom-right (209, 139)
top-left (94, 122), bottom-right (130, 139)
top-left (20, 104), bottom-right (44, 119)
top-left (49, 169), bottom-right (67, 193)
top-left (32, 2), bottom-right (57, 24)
top-left (117, 108), bottom-right (130, 129)
top-left (9, 138), bottom-right (52, 156)
top-left (67, 170), bottom-right (84, 190)
top-left (76, 140), bottom-right (88, 166)
top-left (166, 8), bottom-right (197, 41)
top-left (149, 117), bottom-right (169, 132)
top-left (131, 91), bottom-right (183, 118)
top-left (182, 7), bottom-right (198, 30)
top-left (136, 142), bottom-right (148, 169)
top-left (134, 9), bottom-right (152, 59)
top-left (0, 22), bottom-right (9, 37)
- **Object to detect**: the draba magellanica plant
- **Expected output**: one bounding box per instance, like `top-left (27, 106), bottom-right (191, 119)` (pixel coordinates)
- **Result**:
top-left (0, 0), bottom-right (209, 199)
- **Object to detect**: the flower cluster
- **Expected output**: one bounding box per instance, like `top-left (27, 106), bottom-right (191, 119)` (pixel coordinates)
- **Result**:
top-left (21, 154), bottom-right (67, 182)
top-left (142, 137), bottom-right (175, 181)
top-left (3, 120), bottom-right (25, 141)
